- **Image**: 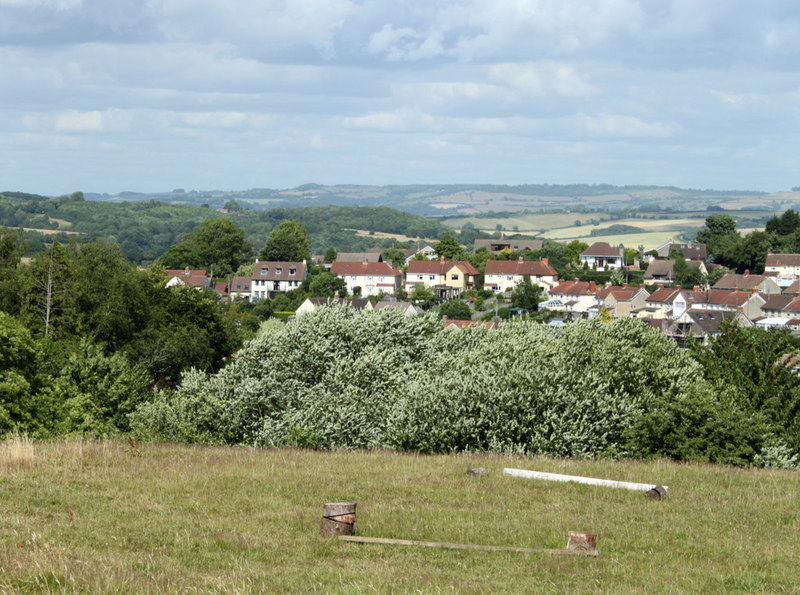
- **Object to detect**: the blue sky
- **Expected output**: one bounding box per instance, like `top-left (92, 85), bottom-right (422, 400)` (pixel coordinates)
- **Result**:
top-left (2, 0), bottom-right (800, 195)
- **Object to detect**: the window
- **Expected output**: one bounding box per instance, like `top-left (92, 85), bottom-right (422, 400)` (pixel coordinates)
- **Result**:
top-left (276, 267), bottom-right (282, 275)
top-left (429, 275), bottom-right (435, 281)
top-left (290, 268), bottom-right (296, 275)
top-left (260, 268), bottom-right (268, 275)
top-left (451, 274), bottom-right (459, 280)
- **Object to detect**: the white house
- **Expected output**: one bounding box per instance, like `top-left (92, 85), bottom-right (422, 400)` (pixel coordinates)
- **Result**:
top-left (250, 260), bottom-right (308, 300)
top-left (764, 253), bottom-right (800, 287)
top-left (579, 242), bottom-right (623, 271)
top-left (483, 258), bottom-right (559, 293)
top-left (330, 260), bottom-right (403, 297)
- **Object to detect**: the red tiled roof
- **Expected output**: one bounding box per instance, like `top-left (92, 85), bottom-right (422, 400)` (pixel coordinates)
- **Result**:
top-left (550, 280), bottom-right (597, 296)
top-left (581, 242), bottom-right (620, 257)
top-left (595, 286), bottom-right (641, 301)
top-left (713, 273), bottom-right (769, 290)
top-left (484, 259), bottom-right (558, 276)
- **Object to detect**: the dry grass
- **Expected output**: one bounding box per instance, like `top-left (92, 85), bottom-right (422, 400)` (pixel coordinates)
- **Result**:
top-left (1, 442), bottom-right (798, 593)
top-left (0, 433), bottom-right (35, 469)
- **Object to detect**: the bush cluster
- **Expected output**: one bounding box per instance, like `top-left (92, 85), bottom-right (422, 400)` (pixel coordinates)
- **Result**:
top-left (130, 307), bottom-right (792, 466)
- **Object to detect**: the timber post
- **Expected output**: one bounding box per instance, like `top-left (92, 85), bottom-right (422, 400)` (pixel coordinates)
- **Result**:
top-left (320, 502), bottom-right (357, 537)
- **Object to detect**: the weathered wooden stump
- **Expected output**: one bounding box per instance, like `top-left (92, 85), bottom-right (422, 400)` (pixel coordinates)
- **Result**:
top-left (645, 485), bottom-right (669, 500)
top-left (320, 502), bottom-right (357, 537)
top-left (466, 467), bottom-right (488, 476)
top-left (567, 531), bottom-right (597, 552)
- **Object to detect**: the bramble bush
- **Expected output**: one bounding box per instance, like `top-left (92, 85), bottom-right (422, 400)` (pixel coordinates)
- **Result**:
top-left (130, 307), bottom-right (792, 466)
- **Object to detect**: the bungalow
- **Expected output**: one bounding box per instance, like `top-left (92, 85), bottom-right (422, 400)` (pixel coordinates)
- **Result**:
top-left (250, 260), bottom-right (308, 300)
top-left (483, 257), bottom-right (559, 293)
top-left (330, 260), bottom-right (403, 297)
top-left (405, 258), bottom-right (480, 299)
top-left (579, 242), bottom-right (623, 271)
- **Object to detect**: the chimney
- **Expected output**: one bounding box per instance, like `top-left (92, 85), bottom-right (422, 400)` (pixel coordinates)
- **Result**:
top-left (589, 281), bottom-right (596, 293)
top-left (184, 266), bottom-right (190, 275)
top-left (543, 257), bottom-right (549, 265)
top-left (440, 255), bottom-right (445, 262)
top-left (693, 286), bottom-right (700, 291)
top-left (744, 269), bottom-right (750, 276)
top-left (518, 256), bottom-right (523, 263)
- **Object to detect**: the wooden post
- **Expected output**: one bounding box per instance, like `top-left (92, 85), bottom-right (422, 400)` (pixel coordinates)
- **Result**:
top-left (645, 485), bottom-right (669, 500)
top-left (567, 531), bottom-right (597, 552)
top-left (320, 502), bottom-right (356, 537)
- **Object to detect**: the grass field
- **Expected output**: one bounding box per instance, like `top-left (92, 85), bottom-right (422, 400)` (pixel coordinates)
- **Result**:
top-left (443, 213), bottom-right (613, 234)
top-left (1, 438), bottom-right (798, 593)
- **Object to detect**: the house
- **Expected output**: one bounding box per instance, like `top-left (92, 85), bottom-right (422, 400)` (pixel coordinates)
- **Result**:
top-left (230, 276), bottom-right (252, 299)
top-left (579, 242), bottom-right (623, 271)
top-left (295, 297), bottom-right (374, 316)
top-left (764, 253), bottom-right (800, 287)
top-left (655, 241), bottom-right (707, 260)
top-left (473, 238), bottom-right (544, 255)
top-left (250, 260), bottom-right (308, 300)
top-left (442, 318), bottom-right (499, 331)
top-left (372, 301), bottom-right (424, 316)
top-left (335, 251), bottom-right (383, 263)
top-left (640, 287), bottom-right (686, 319)
top-left (403, 245), bottom-right (437, 266)
top-left (688, 288), bottom-right (766, 321)
top-left (591, 285), bottom-right (649, 318)
top-left (483, 258), bottom-right (559, 294)
top-left (667, 310), bottom-right (751, 347)
top-left (546, 280), bottom-right (598, 318)
top-left (164, 268), bottom-right (211, 289)
top-left (643, 260), bottom-right (675, 285)
top-left (330, 260), bottom-right (403, 297)
top-left (404, 258), bottom-right (480, 299)
top-left (712, 272), bottom-right (780, 294)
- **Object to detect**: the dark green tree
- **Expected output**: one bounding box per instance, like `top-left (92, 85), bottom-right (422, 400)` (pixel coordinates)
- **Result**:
top-left (511, 277), bottom-right (542, 311)
top-left (433, 232), bottom-right (464, 260)
top-left (438, 300), bottom-right (472, 320)
top-left (259, 220), bottom-right (311, 263)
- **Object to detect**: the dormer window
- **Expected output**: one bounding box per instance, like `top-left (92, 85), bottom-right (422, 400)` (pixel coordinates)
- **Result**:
top-left (289, 268), bottom-right (296, 275)
top-left (260, 267), bottom-right (268, 275)
top-left (276, 267), bottom-right (282, 275)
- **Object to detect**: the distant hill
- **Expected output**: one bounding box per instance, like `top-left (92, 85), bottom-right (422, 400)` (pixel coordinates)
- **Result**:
top-left (82, 183), bottom-right (800, 217)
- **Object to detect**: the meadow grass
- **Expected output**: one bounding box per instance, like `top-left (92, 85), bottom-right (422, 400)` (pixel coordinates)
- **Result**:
top-left (1, 441), bottom-right (798, 593)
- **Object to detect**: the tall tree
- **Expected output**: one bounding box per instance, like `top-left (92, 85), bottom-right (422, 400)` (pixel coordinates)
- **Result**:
top-left (433, 232), bottom-right (464, 260)
top-left (259, 220), bottom-right (311, 262)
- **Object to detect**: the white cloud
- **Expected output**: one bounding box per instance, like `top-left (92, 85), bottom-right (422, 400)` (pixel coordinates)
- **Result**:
top-left (54, 109), bottom-right (133, 132)
top-left (575, 113), bottom-right (676, 139)
top-left (488, 61), bottom-right (594, 97)
top-left (343, 108), bottom-right (438, 132)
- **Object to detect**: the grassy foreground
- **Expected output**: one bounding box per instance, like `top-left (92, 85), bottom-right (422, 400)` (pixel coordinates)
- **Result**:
top-left (1, 439), bottom-right (798, 593)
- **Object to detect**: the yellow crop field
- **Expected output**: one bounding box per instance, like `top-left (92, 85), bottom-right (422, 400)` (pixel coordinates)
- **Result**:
top-left (443, 213), bottom-right (613, 233)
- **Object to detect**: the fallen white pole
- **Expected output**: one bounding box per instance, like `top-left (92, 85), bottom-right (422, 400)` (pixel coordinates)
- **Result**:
top-left (503, 468), bottom-right (669, 494)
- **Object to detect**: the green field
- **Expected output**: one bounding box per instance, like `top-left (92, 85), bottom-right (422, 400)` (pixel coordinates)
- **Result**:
top-left (2, 439), bottom-right (798, 593)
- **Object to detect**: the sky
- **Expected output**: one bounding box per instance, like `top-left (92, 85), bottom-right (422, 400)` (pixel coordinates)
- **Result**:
top-left (2, 0), bottom-right (800, 196)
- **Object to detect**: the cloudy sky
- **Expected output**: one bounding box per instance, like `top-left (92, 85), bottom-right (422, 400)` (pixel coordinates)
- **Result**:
top-left (2, 0), bottom-right (800, 195)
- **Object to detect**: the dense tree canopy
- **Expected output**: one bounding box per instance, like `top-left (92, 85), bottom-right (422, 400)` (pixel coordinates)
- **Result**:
top-left (259, 220), bottom-right (311, 262)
